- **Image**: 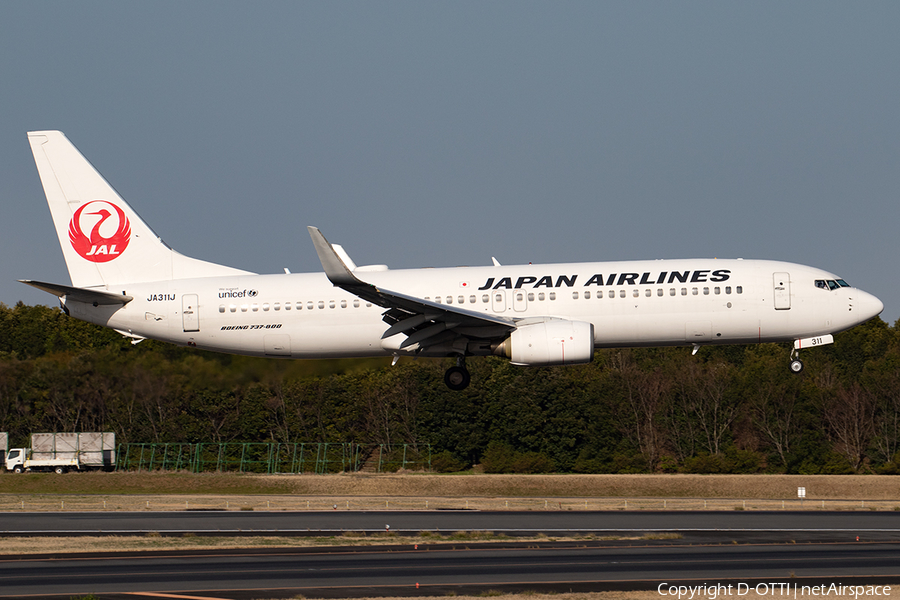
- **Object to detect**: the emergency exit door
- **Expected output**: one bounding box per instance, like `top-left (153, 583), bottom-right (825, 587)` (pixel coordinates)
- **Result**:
top-left (773, 273), bottom-right (791, 310)
top-left (182, 294), bottom-right (200, 331)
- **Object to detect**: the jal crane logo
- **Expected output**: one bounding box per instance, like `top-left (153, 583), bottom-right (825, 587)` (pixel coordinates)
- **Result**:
top-left (68, 200), bottom-right (132, 262)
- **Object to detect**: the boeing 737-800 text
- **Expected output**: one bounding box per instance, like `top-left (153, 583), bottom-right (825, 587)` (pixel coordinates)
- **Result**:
top-left (21, 131), bottom-right (884, 390)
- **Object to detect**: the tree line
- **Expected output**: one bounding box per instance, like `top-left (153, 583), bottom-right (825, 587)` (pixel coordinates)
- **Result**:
top-left (1, 301), bottom-right (899, 474)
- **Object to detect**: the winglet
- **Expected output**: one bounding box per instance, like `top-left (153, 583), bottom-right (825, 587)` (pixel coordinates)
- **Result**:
top-left (307, 227), bottom-right (363, 286)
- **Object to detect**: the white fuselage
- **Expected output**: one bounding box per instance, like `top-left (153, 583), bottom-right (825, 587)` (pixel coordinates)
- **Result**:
top-left (65, 258), bottom-right (880, 359)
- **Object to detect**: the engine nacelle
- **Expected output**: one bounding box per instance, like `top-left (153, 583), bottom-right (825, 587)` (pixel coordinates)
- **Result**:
top-left (493, 319), bottom-right (595, 366)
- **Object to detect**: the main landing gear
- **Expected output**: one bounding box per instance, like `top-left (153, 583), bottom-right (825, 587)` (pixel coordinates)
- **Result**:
top-left (789, 347), bottom-right (804, 374)
top-left (444, 356), bottom-right (471, 391)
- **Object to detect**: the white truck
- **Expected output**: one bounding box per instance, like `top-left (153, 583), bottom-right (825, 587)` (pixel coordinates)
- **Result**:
top-left (4, 432), bottom-right (116, 473)
top-left (5, 448), bottom-right (80, 473)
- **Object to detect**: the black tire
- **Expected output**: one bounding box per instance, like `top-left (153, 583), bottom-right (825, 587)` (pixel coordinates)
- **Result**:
top-left (54, 466), bottom-right (66, 474)
top-left (444, 366), bottom-right (471, 391)
top-left (789, 359), bottom-right (804, 374)
top-left (12, 465), bottom-right (24, 474)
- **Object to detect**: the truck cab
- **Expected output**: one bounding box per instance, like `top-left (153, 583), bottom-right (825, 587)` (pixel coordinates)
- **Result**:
top-left (5, 448), bottom-right (24, 472)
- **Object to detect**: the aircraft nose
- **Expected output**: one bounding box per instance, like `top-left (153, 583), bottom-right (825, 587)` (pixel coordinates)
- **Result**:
top-left (854, 289), bottom-right (884, 323)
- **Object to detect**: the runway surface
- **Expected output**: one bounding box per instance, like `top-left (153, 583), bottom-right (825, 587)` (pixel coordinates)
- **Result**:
top-left (1, 541), bottom-right (899, 599)
top-left (1, 511), bottom-right (898, 599)
top-left (0, 509), bottom-right (899, 535)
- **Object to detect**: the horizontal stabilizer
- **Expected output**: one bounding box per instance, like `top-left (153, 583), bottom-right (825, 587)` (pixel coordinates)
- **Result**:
top-left (19, 280), bottom-right (132, 305)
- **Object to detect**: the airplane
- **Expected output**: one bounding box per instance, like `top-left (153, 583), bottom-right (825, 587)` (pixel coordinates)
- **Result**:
top-left (21, 130), bottom-right (884, 390)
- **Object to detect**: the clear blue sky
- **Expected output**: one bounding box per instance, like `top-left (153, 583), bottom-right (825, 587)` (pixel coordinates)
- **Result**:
top-left (2, 2), bottom-right (898, 323)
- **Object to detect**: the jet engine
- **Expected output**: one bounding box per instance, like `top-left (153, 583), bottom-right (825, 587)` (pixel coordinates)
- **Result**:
top-left (493, 319), bottom-right (594, 366)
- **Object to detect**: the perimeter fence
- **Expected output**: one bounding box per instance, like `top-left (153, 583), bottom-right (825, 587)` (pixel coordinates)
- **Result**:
top-left (114, 442), bottom-right (431, 474)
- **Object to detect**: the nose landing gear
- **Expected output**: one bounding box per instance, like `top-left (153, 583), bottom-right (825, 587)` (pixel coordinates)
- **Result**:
top-left (789, 348), bottom-right (804, 374)
top-left (444, 356), bottom-right (471, 391)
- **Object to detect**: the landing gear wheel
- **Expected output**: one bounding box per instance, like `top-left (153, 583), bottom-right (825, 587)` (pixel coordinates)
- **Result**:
top-left (444, 366), bottom-right (471, 391)
top-left (789, 359), bottom-right (804, 374)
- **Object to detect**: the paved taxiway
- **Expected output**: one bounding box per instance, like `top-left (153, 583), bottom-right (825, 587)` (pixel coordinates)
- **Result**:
top-left (1, 510), bottom-right (899, 535)
top-left (1, 541), bottom-right (900, 599)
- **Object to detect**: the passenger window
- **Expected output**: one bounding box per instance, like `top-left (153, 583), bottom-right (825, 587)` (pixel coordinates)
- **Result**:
top-left (446, 296), bottom-right (453, 304)
top-left (584, 291), bottom-right (591, 299)
top-left (470, 295), bottom-right (476, 303)
top-left (691, 288), bottom-right (698, 296)
top-left (736, 286), bottom-right (743, 294)
top-left (538, 293), bottom-right (545, 301)
top-left (263, 303), bottom-right (270, 311)
top-left (669, 288), bottom-right (675, 296)
top-left (549, 292), bottom-right (557, 300)
top-left (681, 288), bottom-right (687, 296)
top-left (619, 290), bottom-right (626, 298)
top-left (482, 295), bottom-right (489, 303)
top-left (645, 289), bottom-right (651, 297)
top-left (458, 296), bottom-right (465, 304)
top-left (572, 292), bottom-right (579, 300)
top-left (714, 287), bottom-right (720, 295)
top-left (230, 304), bottom-right (237, 313)
top-left (353, 299), bottom-right (360, 308)
top-left (340, 300), bottom-right (347, 308)
top-left (725, 287), bottom-right (731, 295)
top-left (657, 289), bottom-right (663, 297)
top-left (251, 303), bottom-right (259, 312)
top-left (633, 289), bottom-right (639, 298)
top-left (518, 292), bottom-right (525, 302)
top-left (274, 303), bottom-right (280, 311)
top-left (494, 293), bottom-right (502, 302)
top-left (317, 301), bottom-right (324, 309)
top-left (703, 288), bottom-right (709, 295)
top-left (307, 302), bottom-right (313, 310)
top-left (219, 305), bottom-right (225, 313)
top-left (527, 293), bottom-right (535, 301)
top-left (598, 290), bottom-right (603, 298)
top-left (435, 297), bottom-right (442, 304)
top-left (284, 302), bottom-right (290, 310)
top-left (328, 300), bottom-right (335, 309)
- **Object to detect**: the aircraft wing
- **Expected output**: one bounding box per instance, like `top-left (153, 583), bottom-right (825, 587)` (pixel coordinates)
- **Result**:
top-left (308, 227), bottom-right (515, 353)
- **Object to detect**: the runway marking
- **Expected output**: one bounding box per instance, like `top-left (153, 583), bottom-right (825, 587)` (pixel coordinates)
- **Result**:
top-left (124, 594), bottom-right (231, 600)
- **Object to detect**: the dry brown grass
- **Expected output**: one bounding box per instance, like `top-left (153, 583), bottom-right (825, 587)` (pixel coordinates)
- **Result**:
top-left (0, 532), bottom-right (661, 555)
top-left (2, 472), bottom-right (900, 514)
top-left (3, 471), bottom-right (900, 500)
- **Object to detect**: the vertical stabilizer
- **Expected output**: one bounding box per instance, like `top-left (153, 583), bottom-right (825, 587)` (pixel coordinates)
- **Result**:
top-left (27, 131), bottom-right (252, 288)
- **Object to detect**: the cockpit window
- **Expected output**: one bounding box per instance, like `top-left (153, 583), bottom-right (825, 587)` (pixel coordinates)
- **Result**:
top-left (816, 279), bottom-right (850, 291)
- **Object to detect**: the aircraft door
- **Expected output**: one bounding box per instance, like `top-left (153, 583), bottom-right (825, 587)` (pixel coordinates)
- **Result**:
top-left (512, 289), bottom-right (528, 312)
top-left (773, 272), bottom-right (791, 310)
top-left (182, 294), bottom-right (200, 332)
top-left (492, 290), bottom-right (507, 313)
